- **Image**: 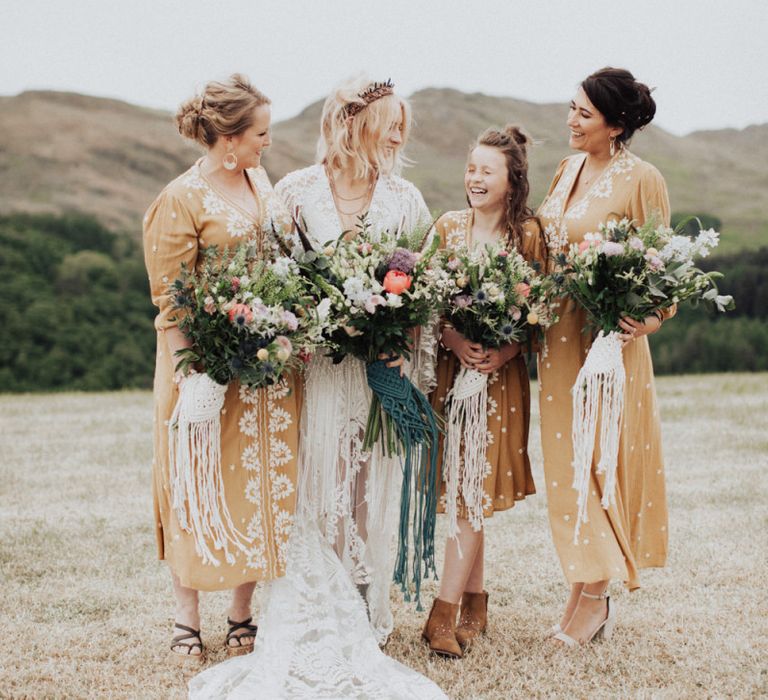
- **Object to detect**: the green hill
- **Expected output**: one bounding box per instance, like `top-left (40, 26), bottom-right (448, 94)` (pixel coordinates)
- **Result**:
top-left (0, 88), bottom-right (765, 252)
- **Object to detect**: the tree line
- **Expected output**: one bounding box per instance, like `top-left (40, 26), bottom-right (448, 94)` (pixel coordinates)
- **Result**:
top-left (0, 213), bottom-right (763, 392)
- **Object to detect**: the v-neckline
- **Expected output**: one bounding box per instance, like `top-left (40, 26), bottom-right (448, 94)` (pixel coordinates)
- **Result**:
top-left (196, 159), bottom-right (263, 226)
top-left (562, 152), bottom-right (615, 217)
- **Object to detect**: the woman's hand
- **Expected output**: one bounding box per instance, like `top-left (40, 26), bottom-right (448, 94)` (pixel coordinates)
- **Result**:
top-left (617, 314), bottom-right (662, 346)
top-left (475, 342), bottom-right (521, 374)
top-left (441, 327), bottom-right (487, 370)
top-left (378, 352), bottom-right (405, 377)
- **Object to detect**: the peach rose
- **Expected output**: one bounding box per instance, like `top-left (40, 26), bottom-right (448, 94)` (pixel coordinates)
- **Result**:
top-left (515, 282), bottom-right (531, 298)
top-left (382, 270), bottom-right (412, 295)
top-left (228, 303), bottom-right (253, 325)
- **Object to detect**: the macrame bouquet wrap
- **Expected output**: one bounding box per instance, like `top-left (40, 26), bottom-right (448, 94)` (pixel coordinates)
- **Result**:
top-left (168, 373), bottom-right (248, 566)
top-left (437, 241), bottom-right (559, 539)
top-left (443, 367), bottom-right (489, 539)
top-left (294, 217), bottom-right (450, 607)
top-left (570, 331), bottom-right (625, 543)
top-left (366, 359), bottom-right (440, 609)
top-left (559, 217), bottom-right (734, 542)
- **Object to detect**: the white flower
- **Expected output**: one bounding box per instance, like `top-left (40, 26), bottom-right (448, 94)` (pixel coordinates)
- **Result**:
top-left (316, 297), bottom-right (332, 322)
top-left (272, 257), bottom-right (293, 279)
top-left (386, 293), bottom-right (403, 308)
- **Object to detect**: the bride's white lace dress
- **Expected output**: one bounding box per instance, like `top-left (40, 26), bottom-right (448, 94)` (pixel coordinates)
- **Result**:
top-left (189, 165), bottom-right (446, 699)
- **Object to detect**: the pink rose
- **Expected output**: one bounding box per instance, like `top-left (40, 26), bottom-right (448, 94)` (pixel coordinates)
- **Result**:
top-left (231, 277), bottom-right (241, 291)
top-left (515, 282), bottom-right (531, 299)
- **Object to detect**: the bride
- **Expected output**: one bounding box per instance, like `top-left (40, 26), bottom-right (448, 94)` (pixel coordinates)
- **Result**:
top-left (189, 76), bottom-right (446, 699)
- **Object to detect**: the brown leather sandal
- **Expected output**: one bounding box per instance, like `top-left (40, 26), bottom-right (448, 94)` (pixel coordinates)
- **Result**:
top-left (226, 616), bottom-right (258, 656)
top-left (170, 623), bottom-right (205, 664)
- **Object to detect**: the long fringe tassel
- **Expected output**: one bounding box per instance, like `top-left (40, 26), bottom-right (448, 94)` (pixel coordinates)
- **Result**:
top-left (570, 331), bottom-right (625, 544)
top-left (444, 367), bottom-right (489, 545)
top-left (366, 360), bottom-right (440, 610)
top-left (168, 374), bottom-right (249, 566)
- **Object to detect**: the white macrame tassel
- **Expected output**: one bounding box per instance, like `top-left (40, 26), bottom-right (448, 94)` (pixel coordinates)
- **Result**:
top-left (570, 331), bottom-right (626, 544)
top-left (168, 373), bottom-right (248, 566)
top-left (444, 367), bottom-right (489, 545)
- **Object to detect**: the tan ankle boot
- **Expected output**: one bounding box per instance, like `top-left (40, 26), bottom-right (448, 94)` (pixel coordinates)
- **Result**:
top-left (455, 590), bottom-right (488, 648)
top-left (422, 598), bottom-right (462, 658)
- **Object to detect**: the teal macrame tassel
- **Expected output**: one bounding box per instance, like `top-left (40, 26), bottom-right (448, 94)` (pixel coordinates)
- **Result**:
top-left (365, 360), bottom-right (440, 610)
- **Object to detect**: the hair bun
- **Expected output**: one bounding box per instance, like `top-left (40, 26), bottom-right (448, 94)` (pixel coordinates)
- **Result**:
top-left (582, 67), bottom-right (657, 143)
top-left (175, 96), bottom-right (204, 141)
top-left (503, 124), bottom-right (531, 149)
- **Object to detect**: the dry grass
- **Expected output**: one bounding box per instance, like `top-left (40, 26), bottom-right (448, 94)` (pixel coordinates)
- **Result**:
top-left (1, 374), bottom-right (766, 699)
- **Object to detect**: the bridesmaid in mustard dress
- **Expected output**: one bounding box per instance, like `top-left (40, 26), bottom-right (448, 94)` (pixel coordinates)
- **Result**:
top-left (422, 126), bottom-right (545, 658)
top-left (143, 75), bottom-right (300, 661)
top-left (537, 68), bottom-right (674, 646)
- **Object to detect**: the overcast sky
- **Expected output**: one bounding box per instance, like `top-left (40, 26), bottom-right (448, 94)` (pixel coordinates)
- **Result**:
top-left (4, 0), bottom-right (767, 136)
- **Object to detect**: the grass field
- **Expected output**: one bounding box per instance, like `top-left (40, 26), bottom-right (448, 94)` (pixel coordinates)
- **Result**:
top-left (1, 374), bottom-right (766, 699)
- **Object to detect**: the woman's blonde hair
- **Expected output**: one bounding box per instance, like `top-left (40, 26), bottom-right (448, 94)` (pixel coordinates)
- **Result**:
top-left (176, 73), bottom-right (270, 148)
top-left (316, 75), bottom-right (411, 179)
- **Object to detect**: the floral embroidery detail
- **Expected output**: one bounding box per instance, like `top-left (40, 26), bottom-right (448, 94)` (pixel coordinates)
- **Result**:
top-left (245, 477), bottom-right (261, 504)
top-left (268, 406), bottom-right (292, 433)
top-left (267, 380), bottom-right (291, 401)
top-left (239, 384), bottom-right (260, 405)
top-left (271, 473), bottom-right (295, 501)
top-left (269, 436), bottom-right (292, 467)
top-left (241, 443), bottom-right (263, 471)
top-left (539, 151), bottom-right (640, 256)
top-left (202, 190), bottom-right (225, 215)
top-left (239, 408), bottom-right (260, 438)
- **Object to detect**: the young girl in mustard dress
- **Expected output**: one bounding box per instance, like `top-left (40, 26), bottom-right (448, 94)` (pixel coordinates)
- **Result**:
top-left (422, 125), bottom-right (546, 658)
top-left (143, 74), bottom-right (300, 661)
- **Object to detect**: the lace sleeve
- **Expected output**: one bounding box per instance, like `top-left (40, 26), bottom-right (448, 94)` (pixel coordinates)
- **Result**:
top-left (397, 179), bottom-right (439, 394)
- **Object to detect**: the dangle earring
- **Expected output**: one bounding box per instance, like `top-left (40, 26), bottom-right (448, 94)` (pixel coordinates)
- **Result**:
top-left (223, 141), bottom-right (238, 171)
top-left (609, 136), bottom-right (616, 158)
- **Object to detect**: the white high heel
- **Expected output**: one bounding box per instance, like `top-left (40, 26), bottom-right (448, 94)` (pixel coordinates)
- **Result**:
top-left (553, 590), bottom-right (615, 647)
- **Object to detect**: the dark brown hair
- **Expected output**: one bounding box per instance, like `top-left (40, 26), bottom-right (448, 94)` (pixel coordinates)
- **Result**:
top-left (581, 67), bottom-right (656, 143)
top-left (472, 124), bottom-right (536, 251)
top-left (175, 73), bottom-right (270, 148)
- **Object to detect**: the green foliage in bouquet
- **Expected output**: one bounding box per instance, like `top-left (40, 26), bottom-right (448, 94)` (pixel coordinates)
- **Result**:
top-left (440, 243), bottom-right (559, 350)
top-left (555, 217), bottom-right (734, 334)
top-left (171, 242), bottom-right (326, 388)
top-left (295, 217), bottom-right (443, 366)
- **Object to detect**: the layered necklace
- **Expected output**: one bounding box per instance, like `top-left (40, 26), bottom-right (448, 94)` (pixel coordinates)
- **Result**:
top-left (326, 166), bottom-right (376, 218)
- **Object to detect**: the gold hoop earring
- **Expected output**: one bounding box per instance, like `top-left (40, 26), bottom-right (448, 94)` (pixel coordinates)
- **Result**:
top-left (609, 136), bottom-right (616, 157)
top-left (223, 150), bottom-right (238, 171)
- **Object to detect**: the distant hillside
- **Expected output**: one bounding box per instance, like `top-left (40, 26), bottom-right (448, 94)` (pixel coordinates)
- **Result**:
top-left (0, 89), bottom-right (765, 251)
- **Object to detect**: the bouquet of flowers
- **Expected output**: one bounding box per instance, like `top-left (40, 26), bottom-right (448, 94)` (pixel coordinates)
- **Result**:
top-left (171, 242), bottom-right (329, 387)
top-left (438, 243), bottom-right (559, 535)
top-left (296, 218), bottom-right (449, 606)
top-left (557, 218), bottom-right (733, 334)
top-left (165, 242), bottom-right (329, 567)
top-left (556, 218), bottom-right (734, 542)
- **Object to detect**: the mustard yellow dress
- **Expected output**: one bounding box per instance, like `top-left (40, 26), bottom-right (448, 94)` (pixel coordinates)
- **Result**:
top-left (537, 148), bottom-right (671, 589)
top-left (431, 210), bottom-right (546, 524)
top-left (143, 161), bottom-right (300, 591)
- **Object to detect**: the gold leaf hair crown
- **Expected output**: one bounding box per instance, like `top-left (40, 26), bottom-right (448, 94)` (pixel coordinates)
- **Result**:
top-left (344, 79), bottom-right (395, 118)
